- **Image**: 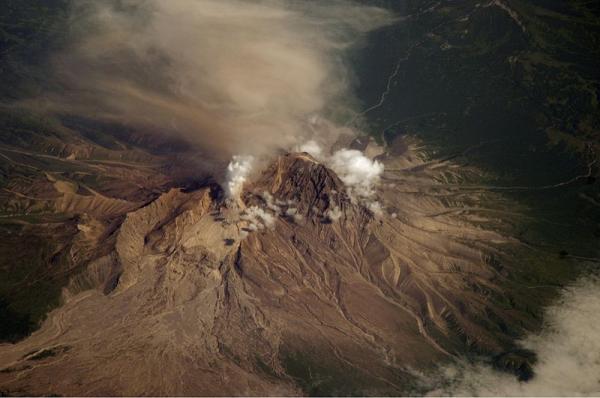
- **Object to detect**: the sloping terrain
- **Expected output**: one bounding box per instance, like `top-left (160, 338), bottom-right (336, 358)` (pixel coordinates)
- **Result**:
top-left (0, 0), bottom-right (598, 396)
top-left (0, 108), bottom-right (214, 343)
top-left (0, 142), bottom-right (556, 395)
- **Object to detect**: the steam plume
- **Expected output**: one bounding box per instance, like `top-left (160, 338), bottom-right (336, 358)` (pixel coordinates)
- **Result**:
top-left (329, 149), bottom-right (384, 199)
top-left (225, 155), bottom-right (254, 200)
top-left (295, 140), bottom-right (385, 213)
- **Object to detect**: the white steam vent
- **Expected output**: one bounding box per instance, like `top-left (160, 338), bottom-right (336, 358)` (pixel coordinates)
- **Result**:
top-left (225, 155), bottom-right (254, 200)
top-left (329, 149), bottom-right (383, 198)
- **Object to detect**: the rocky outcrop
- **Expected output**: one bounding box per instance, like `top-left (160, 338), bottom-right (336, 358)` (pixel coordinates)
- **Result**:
top-left (115, 188), bottom-right (213, 289)
top-left (248, 152), bottom-right (349, 215)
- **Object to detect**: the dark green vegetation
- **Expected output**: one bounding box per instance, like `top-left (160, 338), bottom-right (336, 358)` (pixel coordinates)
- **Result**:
top-left (354, 0), bottom-right (600, 385)
top-left (355, 0), bottom-right (600, 267)
top-left (0, 0), bottom-right (69, 100)
top-left (356, 0), bottom-right (599, 253)
top-left (0, 222), bottom-right (77, 342)
top-left (359, 1), bottom-right (599, 156)
top-left (0, 0), bottom-right (69, 342)
top-left (0, 107), bottom-right (101, 342)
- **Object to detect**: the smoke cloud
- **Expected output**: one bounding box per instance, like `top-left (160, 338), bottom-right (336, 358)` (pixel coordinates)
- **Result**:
top-left (41, 0), bottom-right (393, 160)
top-left (427, 274), bottom-right (600, 396)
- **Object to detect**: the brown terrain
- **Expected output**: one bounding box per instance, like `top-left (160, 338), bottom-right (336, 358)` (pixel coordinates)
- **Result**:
top-left (0, 125), bottom-right (541, 395)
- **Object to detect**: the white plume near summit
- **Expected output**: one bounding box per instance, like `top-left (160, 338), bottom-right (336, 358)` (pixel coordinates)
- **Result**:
top-left (225, 155), bottom-right (254, 200)
top-left (329, 149), bottom-right (384, 199)
top-left (293, 140), bottom-right (385, 215)
top-left (297, 140), bottom-right (323, 159)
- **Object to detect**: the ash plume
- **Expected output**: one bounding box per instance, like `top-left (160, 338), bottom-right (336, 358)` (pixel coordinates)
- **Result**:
top-left (36, 0), bottom-right (394, 161)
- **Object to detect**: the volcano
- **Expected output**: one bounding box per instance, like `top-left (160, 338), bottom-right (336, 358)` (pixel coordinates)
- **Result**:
top-left (0, 149), bottom-right (539, 395)
top-left (1, 1), bottom-right (599, 395)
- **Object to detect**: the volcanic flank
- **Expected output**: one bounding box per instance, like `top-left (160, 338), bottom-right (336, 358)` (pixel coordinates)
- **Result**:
top-left (0, 148), bottom-right (537, 395)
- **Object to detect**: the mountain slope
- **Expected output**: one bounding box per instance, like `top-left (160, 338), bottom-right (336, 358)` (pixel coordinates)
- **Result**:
top-left (0, 145), bottom-right (548, 395)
